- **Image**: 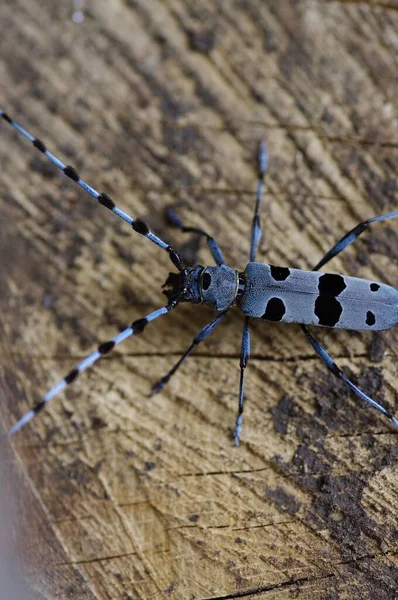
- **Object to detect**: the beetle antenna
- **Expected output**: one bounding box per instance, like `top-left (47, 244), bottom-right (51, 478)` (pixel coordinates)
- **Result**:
top-left (5, 301), bottom-right (178, 437)
top-left (0, 109), bottom-right (184, 272)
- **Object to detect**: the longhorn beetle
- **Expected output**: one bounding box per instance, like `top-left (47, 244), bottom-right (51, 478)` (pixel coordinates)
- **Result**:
top-left (1, 108), bottom-right (398, 444)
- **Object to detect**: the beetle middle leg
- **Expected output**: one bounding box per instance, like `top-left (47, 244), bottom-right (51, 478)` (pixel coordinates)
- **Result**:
top-left (234, 141), bottom-right (269, 444)
top-left (302, 326), bottom-right (398, 430)
top-left (313, 209), bottom-right (398, 271)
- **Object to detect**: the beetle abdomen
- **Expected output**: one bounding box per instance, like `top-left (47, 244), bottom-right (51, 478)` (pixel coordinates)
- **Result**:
top-left (239, 262), bottom-right (398, 331)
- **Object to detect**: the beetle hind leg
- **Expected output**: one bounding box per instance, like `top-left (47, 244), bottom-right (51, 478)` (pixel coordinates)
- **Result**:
top-left (233, 142), bottom-right (269, 445)
top-left (313, 209), bottom-right (398, 272)
top-left (302, 326), bottom-right (398, 431)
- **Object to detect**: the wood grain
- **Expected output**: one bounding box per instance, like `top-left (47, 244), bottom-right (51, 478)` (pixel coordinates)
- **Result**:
top-left (1, 1), bottom-right (398, 599)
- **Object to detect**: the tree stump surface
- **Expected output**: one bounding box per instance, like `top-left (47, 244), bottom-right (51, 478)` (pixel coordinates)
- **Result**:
top-left (0, 1), bottom-right (398, 599)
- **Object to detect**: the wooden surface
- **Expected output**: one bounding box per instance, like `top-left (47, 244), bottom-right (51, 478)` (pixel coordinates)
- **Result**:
top-left (1, 1), bottom-right (398, 599)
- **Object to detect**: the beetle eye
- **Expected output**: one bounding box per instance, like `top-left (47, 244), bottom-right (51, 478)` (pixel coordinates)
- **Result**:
top-left (202, 273), bottom-right (211, 290)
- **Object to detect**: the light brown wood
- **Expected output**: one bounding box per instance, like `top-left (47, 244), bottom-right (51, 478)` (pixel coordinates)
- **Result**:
top-left (1, 1), bottom-right (398, 599)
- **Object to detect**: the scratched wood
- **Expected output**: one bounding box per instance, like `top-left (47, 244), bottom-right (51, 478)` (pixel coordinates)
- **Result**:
top-left (0, 1), bottom-right (398, 599)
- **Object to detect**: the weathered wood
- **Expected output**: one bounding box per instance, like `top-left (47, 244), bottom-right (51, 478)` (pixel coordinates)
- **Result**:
top-left (1, 1), bottom-right (398, 598)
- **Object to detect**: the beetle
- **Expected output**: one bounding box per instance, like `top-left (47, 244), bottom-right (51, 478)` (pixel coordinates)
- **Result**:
top-left (1, 108), bottom-right (398, 444)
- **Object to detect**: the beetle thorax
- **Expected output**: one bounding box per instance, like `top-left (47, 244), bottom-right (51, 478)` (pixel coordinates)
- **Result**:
top-left (162, 265), bottom-right (241, 310)
top-left (200, 265), bottom-right (239, 310)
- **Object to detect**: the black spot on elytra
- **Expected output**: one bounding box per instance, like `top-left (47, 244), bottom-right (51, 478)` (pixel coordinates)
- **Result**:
top-left (318, 273), bottom-right (346, 296)
top-left (370, 283), bottom-right (380, 292)
top-left (202, 272), bottom-right (211, 290)
top-left (262, 297), bottom-right (286, 322)
top-left (366, 311), bottom-right (376, 326)
top-left (314, 296), bottom-right (342, 327)
top-left (270, 265), bottom-right (290, 281)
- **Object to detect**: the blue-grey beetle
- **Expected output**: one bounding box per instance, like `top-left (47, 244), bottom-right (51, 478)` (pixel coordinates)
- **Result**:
top-left (2, 109), bottom-right (397, 443)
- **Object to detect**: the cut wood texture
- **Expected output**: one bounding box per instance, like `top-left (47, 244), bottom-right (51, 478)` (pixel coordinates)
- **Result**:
top-left (0, 1), bottom-right (397, 599)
